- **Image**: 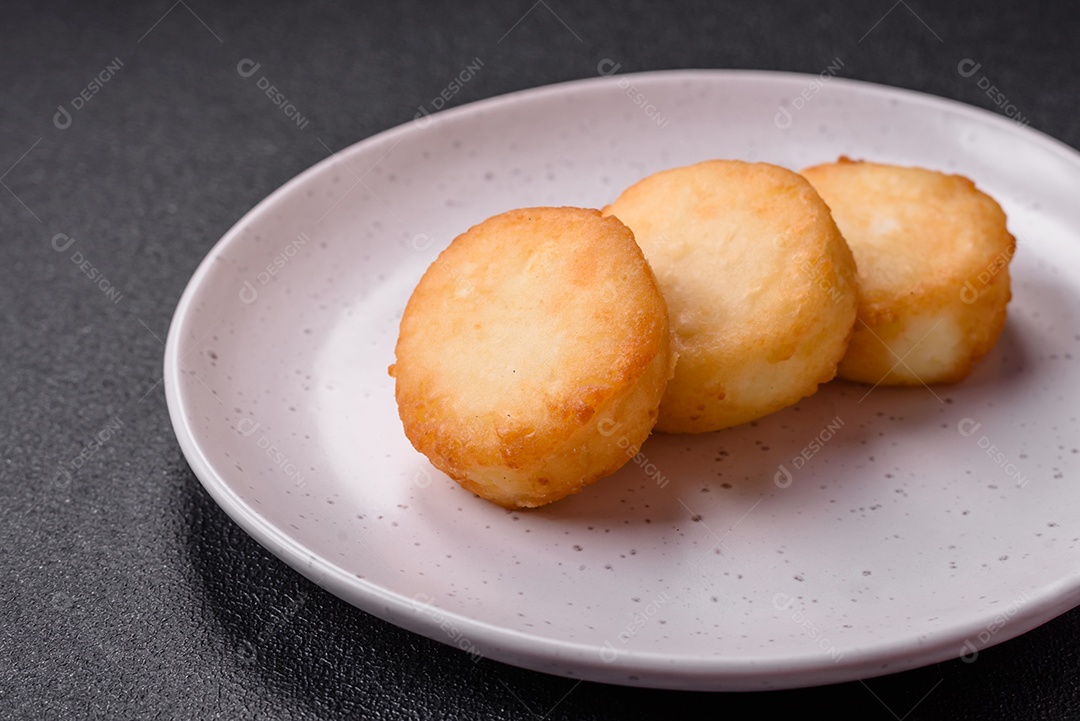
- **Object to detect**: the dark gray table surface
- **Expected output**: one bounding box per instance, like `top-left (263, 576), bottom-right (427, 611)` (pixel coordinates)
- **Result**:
top-left (4, 1), bottom-right (1079, 718)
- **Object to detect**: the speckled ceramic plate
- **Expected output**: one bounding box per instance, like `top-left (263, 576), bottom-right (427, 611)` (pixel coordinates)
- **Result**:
top-left (165, 70), bottom-right (1080, 690)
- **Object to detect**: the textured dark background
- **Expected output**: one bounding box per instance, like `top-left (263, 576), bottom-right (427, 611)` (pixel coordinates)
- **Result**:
top-left (3, 0), bottom-right (1079, 718)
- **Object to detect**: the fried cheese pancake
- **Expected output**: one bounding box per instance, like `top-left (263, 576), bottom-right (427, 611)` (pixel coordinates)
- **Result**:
top-left (605, 160), bottom-right (858, 433)
top-left (391, 207), bottom-right (672, 508)
top-left (802, 158), bottom-right (1014, 385)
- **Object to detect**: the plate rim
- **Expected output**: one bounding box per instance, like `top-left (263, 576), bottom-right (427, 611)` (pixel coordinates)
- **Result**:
top-left (164, 68), bottom-right (1080, 690)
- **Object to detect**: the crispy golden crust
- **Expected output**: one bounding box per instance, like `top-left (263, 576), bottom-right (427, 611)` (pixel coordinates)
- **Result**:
top-left (603, 160), bottom-right (858, 433)
top-left (391, 207), bottom-right (672, 508)
top-left (801, 158), bottom-right (1015, 385)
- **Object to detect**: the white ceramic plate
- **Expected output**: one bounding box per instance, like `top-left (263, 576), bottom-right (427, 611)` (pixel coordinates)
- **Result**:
top-left (165, 70), bottom-right (1080, 691)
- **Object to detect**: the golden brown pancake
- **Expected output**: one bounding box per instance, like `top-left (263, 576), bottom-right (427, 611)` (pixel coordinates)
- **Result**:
top-left (391, 207), bottom-right (672, 508)
top-left (802, 158), bottom-right (1014, 385)
top-left (604, 160), bottom-right (858, 433)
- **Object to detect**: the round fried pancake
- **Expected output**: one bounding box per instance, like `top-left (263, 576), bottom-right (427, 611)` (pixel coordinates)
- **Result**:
top-left (391, 207), bottom-right (671, 509)
top-left (801, 158), bottom-right (1014, 385)
top-left (603, 160), bottom-right (858, 433)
